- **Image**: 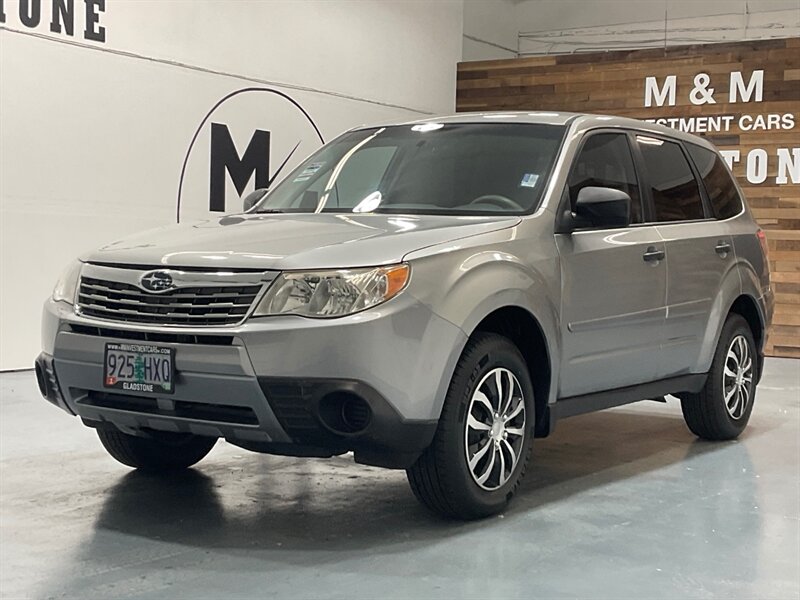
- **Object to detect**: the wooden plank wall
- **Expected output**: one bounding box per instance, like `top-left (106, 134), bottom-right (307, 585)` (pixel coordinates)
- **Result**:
top-left (457, 38), bottom-right (800, 358)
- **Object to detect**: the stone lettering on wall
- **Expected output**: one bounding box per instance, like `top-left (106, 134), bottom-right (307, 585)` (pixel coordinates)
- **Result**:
top-left (0, 0), bottom-right (106, 43)
top-left (642, 69), bottom-right (798, 186)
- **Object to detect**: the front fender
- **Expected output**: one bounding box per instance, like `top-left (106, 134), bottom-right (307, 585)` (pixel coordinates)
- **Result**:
top-left (405, 226), bottom-right (561, 413)
top-left (457, 285), bottom-right (561, 408)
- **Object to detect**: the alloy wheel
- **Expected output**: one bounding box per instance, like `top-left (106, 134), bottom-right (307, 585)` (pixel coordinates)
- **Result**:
top-left (464, 367), bottom-right (526, 491)
top-left (723, 334), bottom-right (754, 420)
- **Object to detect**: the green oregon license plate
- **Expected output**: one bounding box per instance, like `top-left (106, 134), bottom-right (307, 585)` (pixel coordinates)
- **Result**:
top-left (103, 343), bottom-right (175, 394)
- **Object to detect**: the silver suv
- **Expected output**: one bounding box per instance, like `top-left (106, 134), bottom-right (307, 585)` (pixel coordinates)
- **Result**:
top-left (37, 113), bottom-right (773, 519)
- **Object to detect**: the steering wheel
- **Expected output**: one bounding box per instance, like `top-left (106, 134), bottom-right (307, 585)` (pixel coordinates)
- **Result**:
top-left (468, 194), bottom-right (523, 211)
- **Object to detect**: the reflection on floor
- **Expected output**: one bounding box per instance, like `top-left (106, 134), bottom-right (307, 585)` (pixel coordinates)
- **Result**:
top-left (1, 358), bottom-right (798, 599)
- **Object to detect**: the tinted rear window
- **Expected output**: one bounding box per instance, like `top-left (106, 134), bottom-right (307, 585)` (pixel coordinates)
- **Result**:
top-left (687, 143), bottom-right (743, 219)
top-left (637, 136), bottom-right (705, 222)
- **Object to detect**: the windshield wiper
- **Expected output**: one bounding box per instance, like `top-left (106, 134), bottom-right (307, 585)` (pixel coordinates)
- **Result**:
top-left (254, 208), bottom-right (288, 213)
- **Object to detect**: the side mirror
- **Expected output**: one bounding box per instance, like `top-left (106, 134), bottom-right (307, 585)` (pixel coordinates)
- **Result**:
top-left (242, 188), bottom-right (269, 212)
top-left (572, 186), bottom-right (631, 229)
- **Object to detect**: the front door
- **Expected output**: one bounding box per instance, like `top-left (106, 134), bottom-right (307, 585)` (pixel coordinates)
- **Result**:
top-left (556, 132), bottom-right (667, 398)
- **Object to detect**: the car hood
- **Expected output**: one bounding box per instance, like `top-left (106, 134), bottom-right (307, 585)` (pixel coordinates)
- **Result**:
top-left (82, 213), bottom-right (521, 270)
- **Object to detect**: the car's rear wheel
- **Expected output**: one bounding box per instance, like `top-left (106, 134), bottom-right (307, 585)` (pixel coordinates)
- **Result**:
top-left (96, 428), bottom-right (217, 471)
top-left (681, 314), bottom-right (757, 440)
top-left (406, 333), bottom-right (534, 520)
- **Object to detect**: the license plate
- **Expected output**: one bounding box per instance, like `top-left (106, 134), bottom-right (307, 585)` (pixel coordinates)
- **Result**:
top-left (103, 343), bottom-right (175, 394)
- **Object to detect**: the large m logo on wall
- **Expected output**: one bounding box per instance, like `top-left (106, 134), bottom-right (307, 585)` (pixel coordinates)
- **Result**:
top-left (209, 123), bottom-right (270, 212)
top-left (175, 87), bottom-right (325, 222)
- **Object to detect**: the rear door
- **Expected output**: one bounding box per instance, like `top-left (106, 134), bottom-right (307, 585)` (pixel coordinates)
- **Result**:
top-left (634, 134), bottom-right (736, 377)
top-left (556, 131), bottom-right (667, 398)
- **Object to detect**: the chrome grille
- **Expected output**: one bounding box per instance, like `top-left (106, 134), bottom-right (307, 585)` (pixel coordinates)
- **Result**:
top-left (76, 264), bottom-right (275, 327)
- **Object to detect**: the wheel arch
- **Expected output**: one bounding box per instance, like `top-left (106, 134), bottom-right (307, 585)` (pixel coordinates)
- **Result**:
top-left (727, 294), bottom-right (766, 381)
top-left (469, 306), bottom-right (553, 438)
top-left (701, 290), bottom-right (767, 381)
top-left (698, 262), bottom-right (761, 372)
top-left (728, 294), bottom-right (765, 353)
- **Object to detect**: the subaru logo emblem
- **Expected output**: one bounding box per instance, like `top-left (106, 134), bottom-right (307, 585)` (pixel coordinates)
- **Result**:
top-left (139, 270), bottom-right (174, 292)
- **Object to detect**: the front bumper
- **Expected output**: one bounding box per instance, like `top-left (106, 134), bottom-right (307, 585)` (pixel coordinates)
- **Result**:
top-left (39, 296), bottom-right (464, 468)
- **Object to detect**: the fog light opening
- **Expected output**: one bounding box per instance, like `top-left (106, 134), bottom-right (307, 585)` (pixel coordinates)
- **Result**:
top-left (318, 392), bottom-right (372, 434)
top-left (341, 397), bottom-right (371, 432)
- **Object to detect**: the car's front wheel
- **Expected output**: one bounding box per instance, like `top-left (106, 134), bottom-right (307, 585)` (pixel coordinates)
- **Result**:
top-left (96, 428), bottom-right (217, 471)
top-left (407, 333), bottom-right (534, 520)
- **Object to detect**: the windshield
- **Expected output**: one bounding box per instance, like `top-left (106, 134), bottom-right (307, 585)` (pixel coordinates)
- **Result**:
top-left (254, 123), bottom-right (565, 215)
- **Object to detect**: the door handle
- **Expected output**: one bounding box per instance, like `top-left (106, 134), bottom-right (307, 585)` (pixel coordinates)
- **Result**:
top-left (715, 241), bottom-right (732, 256)
top-left (643, 246), bottom-right (665, 263)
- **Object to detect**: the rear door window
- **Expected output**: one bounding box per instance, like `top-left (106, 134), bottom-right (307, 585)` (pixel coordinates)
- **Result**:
top-left (637, 136), bottom-right (705, 222)
top-left (686, 143), bottom-right (743, 219)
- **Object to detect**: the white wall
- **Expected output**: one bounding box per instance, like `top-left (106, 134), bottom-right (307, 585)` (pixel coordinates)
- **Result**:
top-left (463, 0), bottom-right (800, 60)
top-left (0, 0), bottom-right (463, 370)
top-left (462, 0), bottom-right (518, 60)
top-left (516, 0), bottom-right (800, 55)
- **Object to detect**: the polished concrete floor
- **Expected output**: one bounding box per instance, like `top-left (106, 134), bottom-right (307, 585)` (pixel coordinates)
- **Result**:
top-left (1, 359), bottom-right (798, 599)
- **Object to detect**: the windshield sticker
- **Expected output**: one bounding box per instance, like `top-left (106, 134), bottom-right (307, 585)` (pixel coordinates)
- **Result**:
top-left (520, 173), bottom-right (539, 188)
top-left (293, 162), bottom-right (324, 183)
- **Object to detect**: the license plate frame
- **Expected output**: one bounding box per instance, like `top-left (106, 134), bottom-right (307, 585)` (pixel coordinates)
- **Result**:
top-left (103, 342), bottom-right (175, 395)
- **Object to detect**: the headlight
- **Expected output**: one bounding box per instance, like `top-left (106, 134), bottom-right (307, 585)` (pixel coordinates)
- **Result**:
top-left (254, 264), bottom-right (410, 318)
top-left (52, 260), bottom-right (82, 304)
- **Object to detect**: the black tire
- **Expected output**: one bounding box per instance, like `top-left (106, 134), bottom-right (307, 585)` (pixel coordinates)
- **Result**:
top-left (407, 333), bottom-right (535, 520)
top-left (681, 314), bottom-right (758, 441)
top-left (96, 428), bottom-right (217, 471)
